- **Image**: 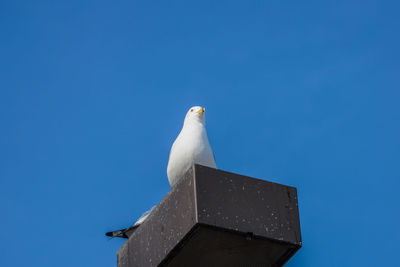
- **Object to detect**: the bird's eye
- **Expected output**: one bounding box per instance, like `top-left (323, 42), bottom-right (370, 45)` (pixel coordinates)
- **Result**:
top-left (190, 109), bottom-right (193, 112)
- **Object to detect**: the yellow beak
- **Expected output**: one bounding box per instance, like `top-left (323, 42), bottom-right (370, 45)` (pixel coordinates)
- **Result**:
top-left (197, 107), bottom-right (205, 114)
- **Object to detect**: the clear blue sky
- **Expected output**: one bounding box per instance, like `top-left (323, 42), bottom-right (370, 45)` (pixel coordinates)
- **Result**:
top-left (1, 1), bottom-right (399, 266)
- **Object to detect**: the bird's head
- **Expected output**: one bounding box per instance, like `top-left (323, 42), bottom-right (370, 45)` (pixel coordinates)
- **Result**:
top-left (184, 106), bottom-right (206, 125)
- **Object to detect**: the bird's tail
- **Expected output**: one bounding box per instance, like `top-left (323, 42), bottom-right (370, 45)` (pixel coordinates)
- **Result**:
top-left (105, 206), bottom-right (155, 239)
top-left (105, 224), bottom-right (140, 239)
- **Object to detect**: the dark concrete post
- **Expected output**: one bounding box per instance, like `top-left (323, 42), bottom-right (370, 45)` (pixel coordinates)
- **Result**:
top-left (117, 164), bottom-right (302, 267)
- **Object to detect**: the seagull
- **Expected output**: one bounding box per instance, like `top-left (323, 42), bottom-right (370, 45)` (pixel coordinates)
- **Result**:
top-left (106, 106), bottom-right (216, 238)
top-left (167, 106), bottom-right (216, 186)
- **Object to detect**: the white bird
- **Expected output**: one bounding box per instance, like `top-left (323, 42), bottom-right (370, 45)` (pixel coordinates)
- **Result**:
top-left (167, 106), bottom-right (216, 187)
top-left (106, 106), bottom-right (216, 238)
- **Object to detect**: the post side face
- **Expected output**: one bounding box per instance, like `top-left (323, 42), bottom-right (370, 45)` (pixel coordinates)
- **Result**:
top-left (120, 167), bottom-right (197, 267)
top-left (117, 242), bottom-right (129, 267)
top-left (194, 165), bottom-right (302, 246)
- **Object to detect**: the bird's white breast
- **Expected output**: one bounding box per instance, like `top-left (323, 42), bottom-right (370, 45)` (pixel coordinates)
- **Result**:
top-left (167, 121), bottom-right (216, 187)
